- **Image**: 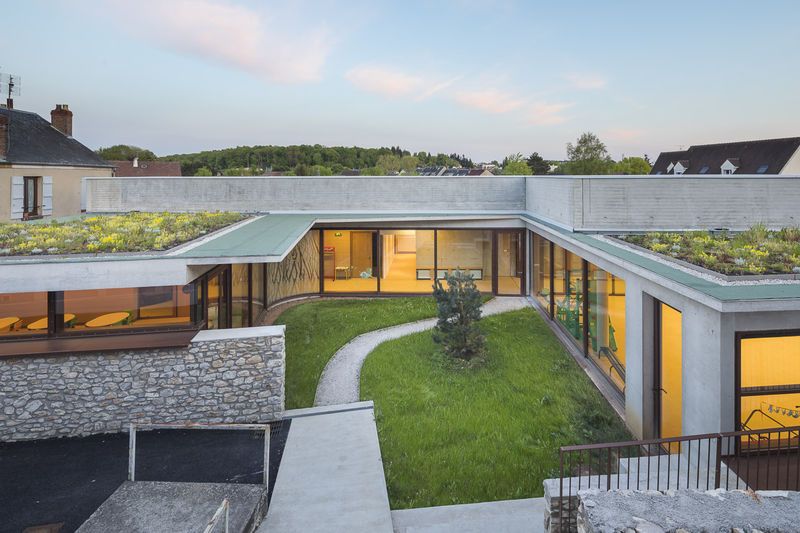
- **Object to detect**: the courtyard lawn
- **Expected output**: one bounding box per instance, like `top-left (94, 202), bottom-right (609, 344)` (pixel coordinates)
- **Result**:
top-left (360, 307), bottom-right (631, 509)
top-left (275, 297), bottom-right (438, 409)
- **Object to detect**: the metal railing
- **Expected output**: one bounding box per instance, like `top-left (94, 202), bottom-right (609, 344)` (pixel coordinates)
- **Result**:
top-left (128, 422), bottom-right (271, 486)
top-left (203, 498), bottom-right (230, 533)
top-left (556, 425), bottom-right (800, 532)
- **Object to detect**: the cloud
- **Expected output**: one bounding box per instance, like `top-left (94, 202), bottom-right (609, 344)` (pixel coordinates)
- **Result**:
top-left (345, 66), bottom-right (424, 98)
top-left (108, 0), bottom-right (333, 83)
top-left (527, 101), bottom-right (574, 125)
top-left (565, 73), bottom-right (608, 90)
top-left (452, 89), bottom-right (525, 114)
top-left (415, 76), bottom-right (463, 101)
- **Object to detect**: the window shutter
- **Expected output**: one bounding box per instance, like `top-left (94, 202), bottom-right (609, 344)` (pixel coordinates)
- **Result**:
top-left (42, 176), bottom-right (53, 216)
top-left (10, 176), bottom-right (23, 219)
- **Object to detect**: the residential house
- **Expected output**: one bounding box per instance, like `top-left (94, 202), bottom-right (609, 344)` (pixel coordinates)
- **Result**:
top-left (111, 157), bottom-right (181, 177)
top-left (0, 104), bottom-right (113, 220)
top-left (651, 137), bottom-right (800, 175)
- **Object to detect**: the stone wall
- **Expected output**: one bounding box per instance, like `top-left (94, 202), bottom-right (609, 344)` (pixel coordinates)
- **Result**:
top-left (0, 326), bottom-right (285, 441)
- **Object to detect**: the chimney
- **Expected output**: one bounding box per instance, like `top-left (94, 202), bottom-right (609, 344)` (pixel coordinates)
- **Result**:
top-left (51, 104), bottom-right (73, 137)
top-left (133, 156), bottom-right (139, 168)
top-left (0, 114), bottom-right (7, 160)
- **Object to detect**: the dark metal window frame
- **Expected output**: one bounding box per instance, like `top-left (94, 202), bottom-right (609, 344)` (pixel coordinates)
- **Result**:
top-left (23, 176), bottom-right (41, 219)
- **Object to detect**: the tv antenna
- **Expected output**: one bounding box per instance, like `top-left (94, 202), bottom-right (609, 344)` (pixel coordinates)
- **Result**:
top-left (0, 71), bottom-right (21, 108)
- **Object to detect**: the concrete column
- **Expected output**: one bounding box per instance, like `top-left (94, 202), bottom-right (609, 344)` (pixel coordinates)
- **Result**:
top-left (624, 282), bottom-right (656, 439)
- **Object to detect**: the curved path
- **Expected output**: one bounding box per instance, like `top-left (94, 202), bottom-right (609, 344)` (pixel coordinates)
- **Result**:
top-left (314, 297), bottom-right (529, 406)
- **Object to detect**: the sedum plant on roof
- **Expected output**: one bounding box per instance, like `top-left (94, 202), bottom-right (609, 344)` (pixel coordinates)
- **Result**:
top-left (622, 225), bottom-right (800, 275)
top-left (0, 211), bottom-right (245, 256)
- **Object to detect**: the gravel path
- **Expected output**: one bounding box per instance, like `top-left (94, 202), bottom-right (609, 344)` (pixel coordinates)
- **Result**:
top-left (314, 297), bottom-right (530, 406)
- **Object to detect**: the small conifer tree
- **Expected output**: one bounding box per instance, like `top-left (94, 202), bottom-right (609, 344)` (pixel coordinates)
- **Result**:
top-left (432, 270), bottom-right (486, 360)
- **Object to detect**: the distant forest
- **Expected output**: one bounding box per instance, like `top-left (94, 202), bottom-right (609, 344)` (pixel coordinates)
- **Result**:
top-left (159, 145), bottom-right (474, 176)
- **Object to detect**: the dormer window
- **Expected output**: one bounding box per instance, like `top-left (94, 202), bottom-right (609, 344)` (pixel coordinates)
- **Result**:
top-left (673, 161), bottom-right (689, 175)
top-left (756, 164), bottom-right (769, 174)
top-left (721, 158), bottom-right (739, 175)
top-left (666, 162), bottom-right (675, 174)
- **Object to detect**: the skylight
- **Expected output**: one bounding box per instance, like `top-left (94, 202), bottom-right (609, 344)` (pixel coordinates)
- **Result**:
top-left (699, 166), bottom-right (709, 174)
top-left (756, 164), bottom-right (769, 174)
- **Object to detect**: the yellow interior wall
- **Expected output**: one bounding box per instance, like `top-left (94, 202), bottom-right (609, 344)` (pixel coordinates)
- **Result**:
top-left (740, 393), bottom-right (800, 430)
top-left (324, 230), bottom-right (353, 269)
top-left (436, 230), bottom-right (492, 275)
top-left (660, 304), bottom-right (683, 439)
top-left (741, 336), bottom-right (800, 388)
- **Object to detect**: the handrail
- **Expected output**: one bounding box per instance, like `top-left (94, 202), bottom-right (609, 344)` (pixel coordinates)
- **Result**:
top-left (128, 421), bottom-right (271, 486)
top-left (203, 498), bottom-right (229, 533)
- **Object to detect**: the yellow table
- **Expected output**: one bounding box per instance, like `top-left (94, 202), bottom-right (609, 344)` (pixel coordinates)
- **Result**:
top-left (85, 312), bottom-right (130, 328)
top-left (27, 314), bottom-right (76, 331)
top-left (0, 316), bottom-right (20, 332)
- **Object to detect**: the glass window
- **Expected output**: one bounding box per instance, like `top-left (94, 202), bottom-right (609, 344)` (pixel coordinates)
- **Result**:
top-left (555, 248), bottom-right (584, 344)
top-left (740, 335), bottom-right (800, 434)
top-left (207, 270), bottom-right (228, 330)
top-left (323, 230), bottom-right (378, 293)
top-left (436, 230), bottom-right (492, 292)
top-left (252, 263), bottom-right (265, 321)
top-left (380, 230), bottom-right (435, 293)
top-left (231, 264), bottom-right (250, 328)
top-left (588, 265), bottom-right (626, 393)
top-left (496, 231), bottom-right (523, 295)
top-left (533, 233), bottom-right (551, 312)
top-left (0, 291), bottom-right (48, 337)
top-left (63, 286), bottom-right (194, 332)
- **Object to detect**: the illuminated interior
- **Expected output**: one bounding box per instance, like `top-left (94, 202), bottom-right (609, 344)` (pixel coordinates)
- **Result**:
top-left (555, 249), bottom-right (584, 344)
top-left (532, 233), bottom-right (550, 310)
top-left (62, 286), bottom-right (193, 331)
top-left (740, 335), bottom-right (800, 432)
top-left (380, 230), bottom-right (435, 293)
top-left (659, 303), bottom-right (682, 440)
top-left (232, 263), bottom-right (250, 328)
top-left (323, 229), bottom-right (378, 293)
top-left (496, 231), bottom-right (523, 294)
top-left (0, 292), bottom-right (48, 336)
top-left (588, 266), bottom-right (626, 393)
top-left (436, 229), bottom-right (493, 292)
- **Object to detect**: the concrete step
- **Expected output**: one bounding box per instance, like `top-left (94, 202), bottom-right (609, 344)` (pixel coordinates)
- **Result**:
top-left (391, 498), bottom-right (546, 533)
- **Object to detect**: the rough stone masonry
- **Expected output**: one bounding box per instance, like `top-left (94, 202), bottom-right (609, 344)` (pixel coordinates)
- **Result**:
top-left (0, 326), bottom-right (285, 441)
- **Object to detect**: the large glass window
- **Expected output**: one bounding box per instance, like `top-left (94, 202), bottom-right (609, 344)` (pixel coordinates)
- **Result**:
top-left (380, 230), bottom-right (435, 293)
top-left (533, 233), bottom-right (551, 312)
top-left (740, 335), bottom-right (800, 434)
top-left (588, 265), bottom-right (626, 393)
top-left (231, 264), bottom-right (250, 328)
top-left (323, 230), bottom-right (378, 293)
top-left (496, 231), bottom-right (523, 295)
top-left (436, 230), bottom-right (492, 292)
top-left (0, 292), bottom-right (48, 337)
top-left (63, 286), bottom-right (194, 332)
top-left (555, 248), bottom-right (584, 344)
top-left (252, 263), bottom-right (265, 322)
top-left (207, 269), bottom-right (228, 330)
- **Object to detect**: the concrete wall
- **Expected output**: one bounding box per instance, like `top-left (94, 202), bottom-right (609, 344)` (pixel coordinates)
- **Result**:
top-left (1, 166), bottom-right (111, 221)
top-left (526, 175), bottom-right (800, 231)
top-left (0, 326), bottom-right (285, 441)
top-left (85, 175), bottom-right (526, 213)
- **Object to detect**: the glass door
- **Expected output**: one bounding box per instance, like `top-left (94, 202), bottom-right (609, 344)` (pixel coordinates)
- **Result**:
top-left (656, 301), bottom-right (682, 444)
top-left (206, 268), bottom-right (229, 330)
top-left (495, 230), bottom-right (524, 295)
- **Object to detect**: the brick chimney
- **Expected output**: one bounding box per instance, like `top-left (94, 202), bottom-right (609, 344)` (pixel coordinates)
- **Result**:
top-left (51, 104), bottom-right (73, 137)
top-left (0, 114), bottom-right (8, 160)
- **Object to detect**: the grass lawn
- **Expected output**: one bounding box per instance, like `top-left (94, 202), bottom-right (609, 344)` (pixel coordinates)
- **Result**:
top-left (360, 307), bottom-right (631, 509)
top-left (274, 297), bottom-right (439, 409)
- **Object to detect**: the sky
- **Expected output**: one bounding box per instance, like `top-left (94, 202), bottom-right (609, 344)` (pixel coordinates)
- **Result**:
top-left (3, 0), bottom-right (800, 162)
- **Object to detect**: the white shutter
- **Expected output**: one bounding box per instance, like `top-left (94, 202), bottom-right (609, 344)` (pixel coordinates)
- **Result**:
top-left (42, 176), bottom-right (53, 216)
top-left (10, 176), bottom-right (23, 220)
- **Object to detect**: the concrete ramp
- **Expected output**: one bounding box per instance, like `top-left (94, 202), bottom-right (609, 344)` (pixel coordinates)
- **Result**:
top-left (391, 498), bottom-right (546, 533)
top-left (259, 402), bottom-right (393, 533)
top-left (77, 481), bottom-right (266, 533)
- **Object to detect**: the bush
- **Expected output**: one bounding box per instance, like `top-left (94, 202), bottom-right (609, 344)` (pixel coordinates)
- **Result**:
top-left (432, 270), bottom-right (486, 360)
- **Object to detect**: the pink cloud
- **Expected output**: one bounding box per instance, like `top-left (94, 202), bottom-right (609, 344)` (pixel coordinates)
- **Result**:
top-left (528, 101), bottom-right (574, 125)
top-left (345, 66), bottom-right (424, 97)
top-left (452, 89), bottom-right (525, 114)
top-left (109, 0), bottom-right (333, 83)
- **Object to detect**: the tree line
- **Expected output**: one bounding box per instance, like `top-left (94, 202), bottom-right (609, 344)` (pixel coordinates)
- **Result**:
top-left (96, 132), bottom-right (651, 176)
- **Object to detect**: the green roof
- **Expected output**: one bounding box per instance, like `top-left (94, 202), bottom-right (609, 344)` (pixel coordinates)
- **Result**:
top-left (520, 214), bottom-right (800, 302)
